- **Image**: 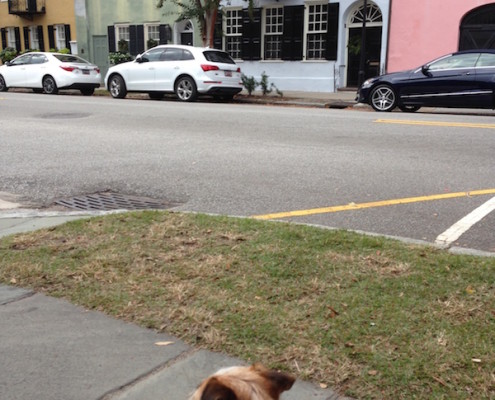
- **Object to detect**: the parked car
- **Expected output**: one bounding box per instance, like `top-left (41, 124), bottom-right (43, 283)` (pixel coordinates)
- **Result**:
top-left (0, 52), bottom-right (101, 95)
top-left (104, 45), bottom-right (243, 102)
top-left (357, 50), bottom-right (495, 112)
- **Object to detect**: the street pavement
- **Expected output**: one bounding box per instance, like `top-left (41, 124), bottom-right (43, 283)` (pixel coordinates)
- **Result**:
top-left (0, 90), bottom-right (357, 400)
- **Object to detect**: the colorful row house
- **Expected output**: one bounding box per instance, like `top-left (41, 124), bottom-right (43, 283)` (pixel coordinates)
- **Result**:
top-left (3, 1), bottom-right (495, 93)
top-left (0, 0), bottom-right (75, 53)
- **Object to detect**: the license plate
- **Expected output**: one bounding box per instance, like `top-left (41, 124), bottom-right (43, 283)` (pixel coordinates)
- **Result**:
top-left (225, 71), bottom-right (232, 77)
top-left (82, 69), bottom-right (90, 75)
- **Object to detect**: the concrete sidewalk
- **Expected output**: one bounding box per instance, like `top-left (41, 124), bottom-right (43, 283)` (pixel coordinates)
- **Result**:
top-left (0, 209), bottom-right (351, 400)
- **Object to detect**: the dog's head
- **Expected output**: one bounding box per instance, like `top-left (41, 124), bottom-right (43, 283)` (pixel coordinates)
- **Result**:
top-left (190, 363), bottom-right (295, 400)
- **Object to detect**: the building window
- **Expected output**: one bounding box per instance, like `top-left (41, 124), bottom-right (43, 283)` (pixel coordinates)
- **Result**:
top-left (6, 27), bottom-right (16, 48)
top-left (306, 2), bottom-right (327, 60)
top-left (54, 24), bottom-right (66, 50)
top-left (145, 24), bottom-right (160, 49)
top-left (115, 24), bottom-right (130, 52)
top-left (263, 6), bottom-right (283, 60)
top-left (224, 8), bottom-right (242, 59)
top-left (29, 26), bottom-right (39, 50)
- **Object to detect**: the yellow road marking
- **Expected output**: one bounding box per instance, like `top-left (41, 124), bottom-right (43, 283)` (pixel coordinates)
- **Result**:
top-left (252, 189), bottom-right (495, 220)
top-left (375, 119), bottom-right (495, 129)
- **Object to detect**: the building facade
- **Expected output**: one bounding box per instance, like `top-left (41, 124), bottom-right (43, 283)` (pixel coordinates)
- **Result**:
top-left (216, 0), bottom-right (390, 92)
top-left (387, 0), bottom-right (495, 72)
top-left (74, 0), bottom-right (183, 77)
top-left (0, 0), bottom-right (76, 53)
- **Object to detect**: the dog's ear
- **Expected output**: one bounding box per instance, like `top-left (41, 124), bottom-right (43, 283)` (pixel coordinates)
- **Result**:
top-left (200, 377), bottom-right (238, 400)
top-left (251, 364), bottom-right (296, 398)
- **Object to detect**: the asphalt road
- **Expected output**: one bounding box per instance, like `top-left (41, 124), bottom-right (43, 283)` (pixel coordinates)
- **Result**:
top-left (0, 91), bottom-right (494, 254)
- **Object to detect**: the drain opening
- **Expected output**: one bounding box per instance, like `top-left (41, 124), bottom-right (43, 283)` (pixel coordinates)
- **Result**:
top-left (54, 192), bottom-right (174, 211)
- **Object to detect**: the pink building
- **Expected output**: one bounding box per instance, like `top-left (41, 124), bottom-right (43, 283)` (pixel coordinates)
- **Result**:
top-left (387, 0), bottom-right (495, 72)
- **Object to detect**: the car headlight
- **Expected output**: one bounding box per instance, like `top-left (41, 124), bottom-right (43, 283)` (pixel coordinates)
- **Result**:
top-left (361, 78), bottom-right (376, 89)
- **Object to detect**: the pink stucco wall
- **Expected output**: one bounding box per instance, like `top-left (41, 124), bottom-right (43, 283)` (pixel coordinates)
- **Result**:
top-left (387, 0), bottom-right (494, 72)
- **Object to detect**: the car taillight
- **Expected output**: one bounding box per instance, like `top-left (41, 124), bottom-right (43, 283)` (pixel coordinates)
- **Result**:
top-left (95, 67), bottom-right (100, 73)
top-left (60, 65), bottom-right (76, 72)
top-left (236, 67), bottom-right (241, 73)
top-left (201, 64), bottom-right (219, 72)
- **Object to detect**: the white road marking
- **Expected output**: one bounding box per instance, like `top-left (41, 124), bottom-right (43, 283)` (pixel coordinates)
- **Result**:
top-left (435, 196), bottom-right (495, 247)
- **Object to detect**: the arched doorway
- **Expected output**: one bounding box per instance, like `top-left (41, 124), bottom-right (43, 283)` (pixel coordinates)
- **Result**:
top-left (175, 20), bottom-right (194, 46)
top-left (459, 4), bottom-right (495, 50)
top-left (346, 1), bottom-right (383, 87)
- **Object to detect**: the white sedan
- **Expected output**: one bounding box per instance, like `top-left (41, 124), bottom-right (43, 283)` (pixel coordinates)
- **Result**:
top-left (105, 45), bottom-right (243, 102)
top-left (0, 52), bottom-right (101, 95)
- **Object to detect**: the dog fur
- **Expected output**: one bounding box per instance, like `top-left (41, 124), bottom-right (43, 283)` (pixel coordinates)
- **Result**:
top-left (189, 363), bottom-right (295, 400)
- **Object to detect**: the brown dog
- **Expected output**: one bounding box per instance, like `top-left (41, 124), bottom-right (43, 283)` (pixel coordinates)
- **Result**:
top-left (190, 363), bottom-right (295, 400)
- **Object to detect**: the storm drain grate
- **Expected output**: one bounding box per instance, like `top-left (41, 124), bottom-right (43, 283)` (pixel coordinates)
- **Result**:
top-left (54, 192), bottom-right (174, 211)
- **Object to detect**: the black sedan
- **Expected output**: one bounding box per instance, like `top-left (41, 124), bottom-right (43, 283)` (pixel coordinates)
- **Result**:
top-left (356, 50), bottom-right (495, 112)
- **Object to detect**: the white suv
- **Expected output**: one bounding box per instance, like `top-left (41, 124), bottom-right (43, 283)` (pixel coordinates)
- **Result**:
top-left (104, 45), bottom-right (243, 102)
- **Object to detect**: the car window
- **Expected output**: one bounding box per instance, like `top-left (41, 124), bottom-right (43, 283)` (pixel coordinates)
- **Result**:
top-left (53, 54), bottom-right (90, 64)
top-left (182, 50), bottom-right (194, 60)
top-left (203, 50), bottom-right (236, 64)
top-left (143, 48), bottom-right (165, 62)
top-left (161, 48), bottom-right (183, 61)
top-left (428, 53), bottom-right (479, 71)
top-left (10, 55), bottom-right (31, 66)
top-left (29, 54), bottom-right (48, 64)
top-left (476, 53), bottom-right (495, 67)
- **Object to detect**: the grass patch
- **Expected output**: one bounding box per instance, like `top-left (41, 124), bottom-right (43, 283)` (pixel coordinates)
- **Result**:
top-left (1, 211), bottom-right (494, 399)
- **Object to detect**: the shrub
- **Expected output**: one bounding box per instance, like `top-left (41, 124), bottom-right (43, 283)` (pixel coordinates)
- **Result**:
top-left (259, 71), bottom-right (282, 97)
top-left (147, 38), bottom-right (158, 49)
top-left (109, 52), bottom-right (134, 65)
top-left (241, 74), bottom-right (258, 95)
top-left (0, 47), bottom-right (17, 64)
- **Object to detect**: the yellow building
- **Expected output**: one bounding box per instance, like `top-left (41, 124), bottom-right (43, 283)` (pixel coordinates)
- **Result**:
top-left (0, 0), bottom-right (76, 54)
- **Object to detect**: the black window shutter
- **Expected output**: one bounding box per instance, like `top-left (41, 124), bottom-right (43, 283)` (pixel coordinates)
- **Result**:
top-left (38, 26), bottom-right (45, 51)
top-left (14, 27), bottom-right (21, 52)
top-left (48, 25), bottom-right (55, 50)
top-left (136, 25), bottom-right (145, 54)
top-left (159, 24), bottom-right (171, 44)
top-left (282, 6), bottom-right (304, 60)
top-left (213, 11), bottom-right (223, 50)
top-left (107, 26), bottom-right (116, 52)
top-left (129, 25), bottom-right (144, 55)
top-left (326, 3), bottom-right (339, 60)
top-left (1, 28), bottom-right (7, 49)
top-left (241, 8), bottom-right (261, 61)
top-left (64, 24), bottom-right (71, 50)
top-left (24, 27), bottom-right (30, 50)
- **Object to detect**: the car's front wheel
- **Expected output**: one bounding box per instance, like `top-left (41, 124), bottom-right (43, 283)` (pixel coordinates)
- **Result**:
top-left (0, 75), bottom-right (8, 92)
top-left (175, 76), bottom-right (197, 102)
top-left (109, 75), bottom-right (127, 99)
top-left (370, 84), bottom-right (396, 112)
top-left (43, 75), bottom-right (58, 94)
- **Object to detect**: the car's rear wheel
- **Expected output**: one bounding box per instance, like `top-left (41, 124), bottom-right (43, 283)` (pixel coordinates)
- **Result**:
top-left (398, 104), bottom-right (421, 113)
top-left (81, 88), bottom-right (95, 96)
top-left (109, 75), bottom-right (127, 99)
top-left (370, 84), bottom-right (396, 112)
top-left (148, 92), bottom-right (164, 100)
top-left (0, 75), bottom-right (8, 92)
top-left (175, 76), bottom-right (197, 102)
top-left (43, 75), bottom-right (58, 94)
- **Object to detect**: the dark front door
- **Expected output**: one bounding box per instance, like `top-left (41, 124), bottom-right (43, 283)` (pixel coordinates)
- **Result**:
top-left (459, 4), bottom-right (495, 50)
top-left (347, 26), bottom-right (382, 87)
top-left (181, 32), bottom-right (193, 46)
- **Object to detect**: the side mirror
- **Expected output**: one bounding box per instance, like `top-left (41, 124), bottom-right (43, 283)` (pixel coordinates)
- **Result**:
top-left (136, 55), bottom-right (148, 63)
top-left (421, 65), bottom-right (432, 77)
top-left (5, 61), bottom-right (12, 66)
